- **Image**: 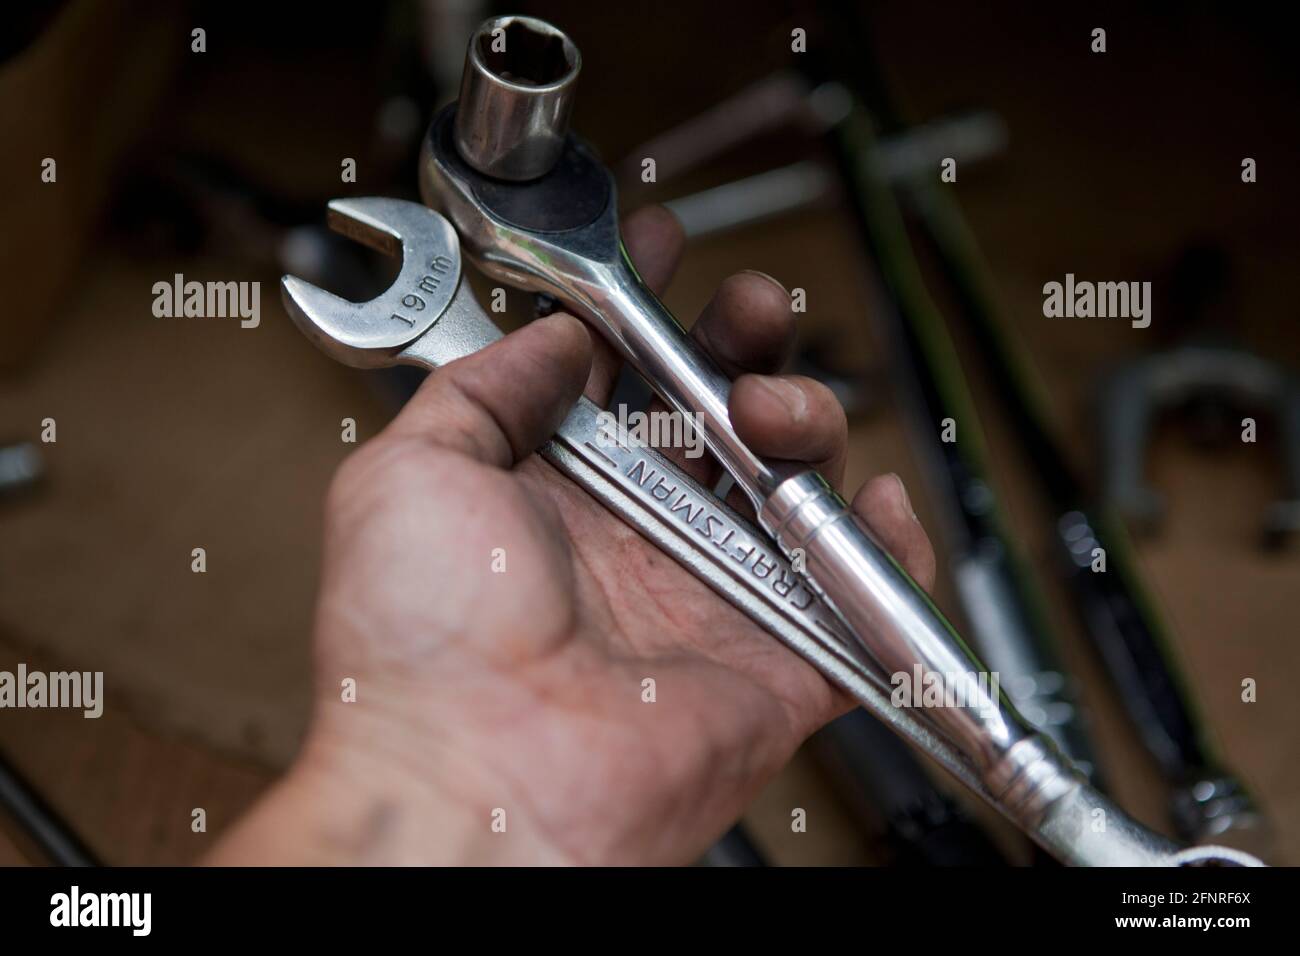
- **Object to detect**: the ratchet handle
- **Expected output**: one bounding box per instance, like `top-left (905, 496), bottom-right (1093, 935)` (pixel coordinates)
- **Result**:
top-left (609, 264), bottom-right (1077, 812)
top-left (758, 471), bottom-right (1081, 815)
top-left (759, 472), bottom-right (990, 721)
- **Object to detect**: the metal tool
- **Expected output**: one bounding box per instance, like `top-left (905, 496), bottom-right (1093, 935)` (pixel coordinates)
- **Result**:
top-left (813, 0), bottom-right (1266, 850)
top-left (411, 16), bottom-right (1264, 866)
top-left (814, 710), bottom-right (1009, 866)
top-left (820, 104), bottom-right (1102, 783)
top-left (621, 89), bottom-right (1088, 852)
top-left (655, 112), bottom-right (1007, 241)
top-left (902, 179), bottom-right (1265, 847)
top-left (279, 197), bottom-right (967, 798)
top-left (282, 195), bottom-right (1255, 866)
top-left (632, 80), bottom-right (1099, 784)
top-left (1094, 243), bottom-right (1300, 548)
top-left (614, 70), bottom-right (832, 191)
top-left (0, 748), bottom-right (99, 867)
top-left (624, 92), bottom-right (1066, 854)
top-left (1098, 342), bottom-right (1300, 547)
top-left (281, 196), bottom-right (853, 667)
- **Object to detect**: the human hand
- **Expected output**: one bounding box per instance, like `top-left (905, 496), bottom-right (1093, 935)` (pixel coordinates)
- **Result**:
top-left (210, 207), bottom-right (935, 866)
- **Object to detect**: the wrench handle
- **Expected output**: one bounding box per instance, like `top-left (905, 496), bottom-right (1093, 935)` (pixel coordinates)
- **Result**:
top-left (758, 471), bottom-right (1073, 802)
top-left (599, 259), bottom-right (1082, 811)
top-left (597, 254), bottom-right (780, 499)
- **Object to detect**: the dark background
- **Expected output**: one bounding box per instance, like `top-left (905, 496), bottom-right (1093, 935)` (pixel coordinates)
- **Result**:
top-left (1, 1), bottom-right (1296, 865)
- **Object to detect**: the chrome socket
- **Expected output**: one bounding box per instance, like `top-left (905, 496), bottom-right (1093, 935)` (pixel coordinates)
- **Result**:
top-left (453, 15), bottom-right (581, 181)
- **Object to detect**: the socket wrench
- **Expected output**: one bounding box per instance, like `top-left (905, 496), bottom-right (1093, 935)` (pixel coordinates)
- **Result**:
top-left (284, 197), bottom-right (1256, 866)
top-left (417, 16), bottom-right (1262, 866)
top-left (282, 197), bottom-right (1212, 866)
top-left (278, 196), bottom-right (1012, 802)
top-left (279, 196), bottom-right (864, 658)
top-left (280, 196), bottom-right (955, 760)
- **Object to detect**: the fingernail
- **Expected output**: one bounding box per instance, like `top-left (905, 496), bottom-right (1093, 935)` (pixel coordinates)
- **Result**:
top-left (752, 375), bottom-right (808, 421)
top-left (888, 472), bottom-right (918, 522)
top-left (740, 269), bottom-right (789, 297)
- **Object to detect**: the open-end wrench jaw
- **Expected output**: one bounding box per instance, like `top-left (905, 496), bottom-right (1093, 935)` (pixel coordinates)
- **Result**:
top-left (280, 197), bottom-right (464, 369)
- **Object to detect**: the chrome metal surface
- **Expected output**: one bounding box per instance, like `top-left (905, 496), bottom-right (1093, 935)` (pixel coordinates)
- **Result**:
top-left (419, 18), bottom-right (1269, 866)
top-left (659, 112), bottom-right (1009, 241)
top-left (281, 199), bottom-right (461, 365)
top-left (423, 105), bottom-right (1087, 825)
top-left (419, 142), bottom-right (1229, 861)
top-left (952, 554), bottom-right (1093, 779)
top-left (453, 15), bottom-right (579, 181)
top-left (278, 197), bottom-right (966, 796)
top-left (664, 161), bottom-right (836, 241)
top-left (280, 199), bottom-right (974, 781)
top-left (285, 197), bottom-right (1262, 867)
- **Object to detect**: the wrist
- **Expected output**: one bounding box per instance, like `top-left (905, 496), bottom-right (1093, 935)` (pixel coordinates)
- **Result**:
top-left (208, 706), bottom-right (565, 866)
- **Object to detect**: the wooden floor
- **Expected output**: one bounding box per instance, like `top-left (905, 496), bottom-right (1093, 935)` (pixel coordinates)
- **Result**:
top-left (2, 2), bottom-right (1296, 866)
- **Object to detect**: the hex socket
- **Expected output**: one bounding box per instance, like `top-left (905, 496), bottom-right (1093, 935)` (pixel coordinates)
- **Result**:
top-left (453, 16), bottom-right (581, 181)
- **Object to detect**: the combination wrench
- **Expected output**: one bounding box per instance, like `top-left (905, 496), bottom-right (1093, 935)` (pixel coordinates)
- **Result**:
top-left (408, 15), bottom-right (1262, 865)
top-left (280, 196), bottom-right (1256, 866)
top-left (280, 197), bottom-right (896, 742)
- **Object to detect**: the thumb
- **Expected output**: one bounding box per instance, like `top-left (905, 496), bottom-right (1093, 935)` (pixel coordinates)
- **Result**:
top-left (385, 312), bottom-right (593, 467)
